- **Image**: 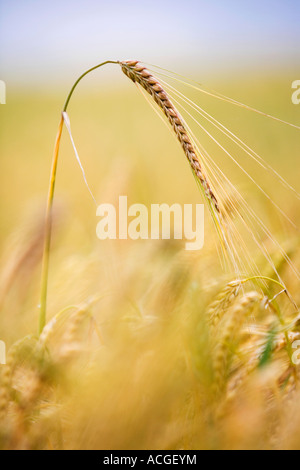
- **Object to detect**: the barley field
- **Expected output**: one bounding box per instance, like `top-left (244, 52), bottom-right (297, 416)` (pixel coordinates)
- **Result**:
top-left (0, 61), bottom-right (300, 450)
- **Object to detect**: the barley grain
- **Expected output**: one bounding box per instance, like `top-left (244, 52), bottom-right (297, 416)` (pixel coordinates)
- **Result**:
top-left (121, 61), bottom-right (220, 214)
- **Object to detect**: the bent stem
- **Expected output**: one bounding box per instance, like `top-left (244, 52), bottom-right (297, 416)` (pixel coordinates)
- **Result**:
top-left (39, 60), bottom-right (119, 335)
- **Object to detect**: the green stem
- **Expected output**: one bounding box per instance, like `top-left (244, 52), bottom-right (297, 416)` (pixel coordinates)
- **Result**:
top-left (39, 60), bottom-right (119, 335)
top-left (62, 60), bottom-right (119, 112)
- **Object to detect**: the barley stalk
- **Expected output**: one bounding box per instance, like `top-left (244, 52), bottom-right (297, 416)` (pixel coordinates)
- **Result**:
top-left (38, 59), bottom-right (224, 333)
top-left (39, 61), bottom-right (118, 334)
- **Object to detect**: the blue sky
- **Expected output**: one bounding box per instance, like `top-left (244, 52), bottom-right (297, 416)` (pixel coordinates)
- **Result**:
top-left (0, 0), bottom-right (299, 86)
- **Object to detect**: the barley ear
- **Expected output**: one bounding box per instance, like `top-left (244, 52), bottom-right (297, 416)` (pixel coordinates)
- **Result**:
top-left (120, 61), bottom-right (221, 215)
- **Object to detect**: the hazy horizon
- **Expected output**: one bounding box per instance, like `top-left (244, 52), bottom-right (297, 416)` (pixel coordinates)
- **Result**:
top-left (0, 0), bottom-right (299, 88)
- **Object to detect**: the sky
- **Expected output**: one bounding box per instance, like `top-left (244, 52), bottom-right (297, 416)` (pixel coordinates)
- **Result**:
top-left (0, 0), bottom-right (299, 87)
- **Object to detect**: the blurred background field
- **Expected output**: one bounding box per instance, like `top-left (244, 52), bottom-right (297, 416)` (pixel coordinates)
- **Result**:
top-left (0, 72), bottom-right (299, 339)
top-left (0, 0), bottom-right (300, 450)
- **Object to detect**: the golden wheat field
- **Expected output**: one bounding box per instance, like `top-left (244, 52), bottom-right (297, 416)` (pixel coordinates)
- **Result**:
top-left (0, 58), bottom-right (300, 451)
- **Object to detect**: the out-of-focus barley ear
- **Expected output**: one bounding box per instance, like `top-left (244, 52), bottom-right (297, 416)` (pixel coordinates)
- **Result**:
top-left (38, 315), bottom-right (58, 349)
top-left (0, 365), bottom-right (11, 419)
top-left (0, 339), bottom-right (22, 419)
top-left (59, 308), bottom-right (90, 360)
top-left (212, 291), bottom-right (263, 396)
top-left (206, 280), bottom-right (242, 327)
top-left (208, 276), bottom-right (291, 329)
top-left (0, 216), bottom-right (46, 311)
